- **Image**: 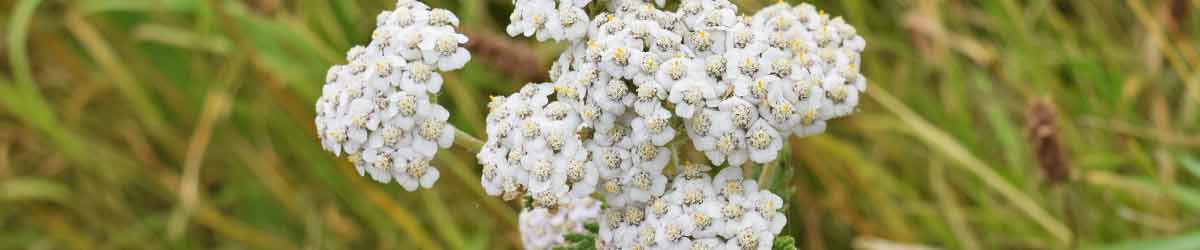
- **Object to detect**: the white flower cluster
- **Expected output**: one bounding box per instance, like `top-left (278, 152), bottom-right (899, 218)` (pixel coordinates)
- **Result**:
top-left (507, 0), bottom-right (593, 41)
top-left (315, 0), bottom-right (470, 191)
top-left (478, 82), bottom-right (674, 209)
top-left (548, 0), bottom-right (867, 167)
top-left (519, 197), bottom-right (603, 250)
top-left (597, 165), bottom-right (786, 250)
top-left (481, 0), bottom-right (864, 207)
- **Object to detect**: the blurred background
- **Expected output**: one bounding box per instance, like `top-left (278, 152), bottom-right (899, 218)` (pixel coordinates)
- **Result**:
top-left (2, 0), bottom-right (1200, 249)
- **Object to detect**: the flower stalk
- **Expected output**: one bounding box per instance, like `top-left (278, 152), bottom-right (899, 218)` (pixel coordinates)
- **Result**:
top-left (453, 127), bottom-right (484, 154)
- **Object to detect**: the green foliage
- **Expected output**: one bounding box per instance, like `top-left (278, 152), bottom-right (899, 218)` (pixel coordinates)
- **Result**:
top-left (773, 235), bottom-right (798, 250)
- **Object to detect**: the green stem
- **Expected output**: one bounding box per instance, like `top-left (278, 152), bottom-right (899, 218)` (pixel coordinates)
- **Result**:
top-left (758, 160), bottom-right (778, 187)
top-left (453, 127), bottom-right (484, 155)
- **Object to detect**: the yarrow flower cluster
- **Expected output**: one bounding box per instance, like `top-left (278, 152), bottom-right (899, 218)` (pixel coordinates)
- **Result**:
top-left (519, 197), bottom-right (603, 249)
top-left (484, 0), bottom-right (866, 248)
top-left (316, 0), bottom-right (470, 191)
top-left (481, 0), bottom-right (863, 206)
top-left (312, 0), bottom-right (866, 248)
top-left (597, 165), bottom-right (785, 250)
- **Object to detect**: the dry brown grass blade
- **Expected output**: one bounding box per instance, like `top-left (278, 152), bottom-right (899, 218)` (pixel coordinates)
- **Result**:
top-left (1026, 97), bottom-right (1070, 185)
top-left (462, 27), bottom-right (549, 83)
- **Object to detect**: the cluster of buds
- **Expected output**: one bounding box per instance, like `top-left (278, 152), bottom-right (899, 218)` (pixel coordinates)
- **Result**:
top-left (315, 0), bottom-right (471, 191)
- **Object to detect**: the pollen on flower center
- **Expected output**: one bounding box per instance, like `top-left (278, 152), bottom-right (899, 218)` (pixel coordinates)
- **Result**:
top-left (410, 63), bottom-right (432, 82)
top-left (738, 58), bottom-right (759, 77)
top-left (734, 31), bottom-right (752, 48)
top-left (382, 127), bottom-right (403, 145)
top-left (566, 161), bottom-right (585, 183)
top-left (651, 198), bottom-right (668, 216)
top-left (666, 224), bottom-right (683, 241)
top-left (604, 180), bottom-right (623, 194)
top-left (693, 31), bottom-right (712, 51)
top-left (637, 85), bottom-right (659, 101)
top-left (691, 112), bottom-right (712, 135)
top-left (396, 94), bottom-right (417, 116)
top-left (737, 229), bottom-right (758, 250)
top-left (434, 36), bottom-right (457, 56)
top-left (507, 147), bottom-right (525, 163)
top-left (802, 108), bottom-right (818, 125)
top-left (717, 133), bottom-right (736, 154)
top-left (732, 104), bottom-right (753, 129)
top-left (326, 129), bottom-right (346, 143)
top-left (647, 118), bottom-right (667, 134)
top-left (375, 62), bottom-right (394, 78)
top-left (749, 129), bottom-right (772, 149)
top-left (558, 9), bottom-right (577, 26)
top-left (828, 86), bottom-right (849, 103)
top-left (641, 56), bottom-right (658, 73)
top-left (418, 119), bottom-right (443, 140)
top-left (722, 203), bottom-right (745, 219)
top-left (684, 189), bottom-right (704, 205)
top-left (633, 172), bottom-right (653, 189)
top-left (546, 133), bottom-right (565, 152)
top-left (667, 60), bottom-right (686, 80)
top-left (721, 180), bottom-right (742, 197)
top-left (692, 211), bottom-right (711, 229)
top-left (613, 47), bottom-right (629, 65)
top-left (683, 88), bottom-right (703, 105)
top-left (602, 150), bottom-right (622, 169)
top-left (636, 142), bottom-right (657, 161)
top-left (774, 101), bottom-right (795, 121)
top-left (371, 154), bottom-right (392, 169)
top-left (522, 121), bottom-right (541, 137)
top-left (429, 9), bottom-right (452, 26)
top-left (706, 57), bottom-right (726, 78)
top-left (624, 207), bottom-right (645, 225)
top-left (407, 160), bottom-right (429, 178)
top-left (606, 80), bottom-right (628, 99)
top-left (351, 115), bottom-right (368, 128)
top-left (771, 58), bottom-right (792, 76)
top-left (532, 160), bottom-right (552, 181)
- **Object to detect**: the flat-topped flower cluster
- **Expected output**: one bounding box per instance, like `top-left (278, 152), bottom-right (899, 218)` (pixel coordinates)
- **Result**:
top-left (484, 0), bottom-right (864, 248)
top-left (315, 0), bottom-right (866, 248)
top-left (315, 0), bottom-right (470, 191)
top-left (481, 0), bottom-right (863, 207)
top-left (596, 165), bottom-right (785, 250)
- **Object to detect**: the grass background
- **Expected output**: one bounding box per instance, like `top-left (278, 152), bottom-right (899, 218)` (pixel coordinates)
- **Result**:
top-left (2, 0), bottom-right (1200, 249)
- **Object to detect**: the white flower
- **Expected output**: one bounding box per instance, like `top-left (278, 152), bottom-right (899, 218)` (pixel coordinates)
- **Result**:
top-left (360, 148), bottom-right (395, 183)
top-left (507, 0), bottom-right (554, 38)
top-left (667, 76), bottom-right (719, 118)
top-left (697, 114), bottom-right (748, 166)
top-left (592, 79), bottom-right (633, 114)
top-left (412, 104), bottom-right (455, 158)
top-left (820, 74), bottom-right (860, 118)
top-left (394, 151), bottom-right (440, 191)
top-left (519, 197), bottom-right (602, 250)
top-left (749, 189), bottom-right (787, 233)
top-left (417, 26), bottom-right (471, 71)
top-left (632, 80), bottom-right (668, 116)
top-left (631, 106), bottom-right (676, 146)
